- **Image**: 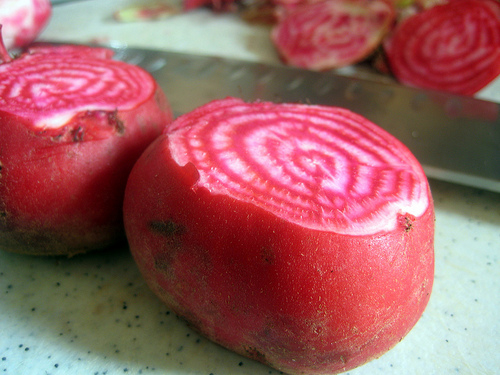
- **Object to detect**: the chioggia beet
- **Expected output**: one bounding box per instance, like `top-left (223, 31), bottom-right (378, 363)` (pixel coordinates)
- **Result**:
top-left (123, 97), bottom-right (434, 375)
top-left (0, 34), bottom-right (173, 256)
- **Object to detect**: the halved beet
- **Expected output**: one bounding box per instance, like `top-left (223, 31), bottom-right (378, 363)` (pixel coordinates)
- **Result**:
top-left (384, 0), bottom-right (500, 95)
top-left (123, 97), bottom-right (434, 375)
top-left (271, 0), bottom-right (396, 70)
top-left (0, 0), bottom-right (51, 50)
top-left (0, 39), bottom-right (173, 256)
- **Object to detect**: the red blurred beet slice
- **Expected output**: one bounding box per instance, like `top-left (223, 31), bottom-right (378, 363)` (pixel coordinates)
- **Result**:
top-left (0, 0), bottom-right (51, 50)
top-left (124, 97), bottom-right (434, 374)
top-left (384, 0), bottom-right (500, 95)
top-left (271, 0), bottom-right (395, 70)
top-left (183, 0), bottom-right (236, 11)
top-left (0, 38), bottom-right (173, 256)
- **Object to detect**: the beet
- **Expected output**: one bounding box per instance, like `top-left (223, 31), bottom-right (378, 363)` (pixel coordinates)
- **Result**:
top-left (0, 37), bottom-right (173, 256)
top-left (384, 0), bottom-right (500, 95)
top-left (271, 0), bottom-right (395, 70)
top-left (123, 97), bottom-right (434, 375)
top-left (0, 0), bottom-right (51, 50)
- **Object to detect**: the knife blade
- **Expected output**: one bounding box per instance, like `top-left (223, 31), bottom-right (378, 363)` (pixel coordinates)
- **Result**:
top-left (111, 45), bottom-right (500, 193)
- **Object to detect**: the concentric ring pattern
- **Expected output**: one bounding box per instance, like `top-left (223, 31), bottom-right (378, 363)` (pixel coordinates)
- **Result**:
top-left (384, 0), bottom-right (500, 95)
top-left (0, 52), bottom-right (154, 128)
top-left (271, 0), bottom-right (395, 70)
top-left (168, 98), bottom-right (430, 235)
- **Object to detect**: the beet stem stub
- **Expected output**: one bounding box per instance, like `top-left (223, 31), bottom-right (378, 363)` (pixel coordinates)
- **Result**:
top-left (167, 97), bottom-right (431, 236)
top-left (0, 26), bottom-right (12, 64)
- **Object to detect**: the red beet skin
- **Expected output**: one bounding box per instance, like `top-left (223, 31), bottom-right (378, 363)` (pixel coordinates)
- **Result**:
top-left (384, 0), bottom-right (500, 95)
top-left (271, 0), bottom-right (395, 70)
top-left (0, 0), bottom-right (51, 50)
top-left (124, 97), bottom-right (435, 375)
top-left (0, 41), bottom-right (173, 256)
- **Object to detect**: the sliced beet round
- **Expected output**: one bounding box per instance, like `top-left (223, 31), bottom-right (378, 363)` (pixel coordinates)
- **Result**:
top-left (384, 0), bottom-right (500, 95)
top-left (0, 38), bottom-right (173, 256)
top-left (124, 97), bottom-right (434, 375)
top-left (271, 0), bottom-right (396, 70)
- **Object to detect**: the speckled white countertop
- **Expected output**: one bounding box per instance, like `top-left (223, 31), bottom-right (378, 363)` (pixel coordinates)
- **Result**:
top-left (1, 1), bottom-right (499, 374)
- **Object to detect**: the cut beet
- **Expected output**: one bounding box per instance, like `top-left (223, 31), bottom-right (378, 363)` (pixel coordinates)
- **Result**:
top-left (0, 38), bottom-right (173, 256)
top-left (0, 0), bottom-right (51, 50)
top-left (124, 97), bottom-right (434, 375)
top-left (271, 0), bottom-right (396, 70)
top-left (384, 0), bottom-right (500, 95)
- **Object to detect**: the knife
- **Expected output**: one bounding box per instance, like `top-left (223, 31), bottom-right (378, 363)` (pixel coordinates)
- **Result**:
top-left (110, 45), bottom-right (500, 193)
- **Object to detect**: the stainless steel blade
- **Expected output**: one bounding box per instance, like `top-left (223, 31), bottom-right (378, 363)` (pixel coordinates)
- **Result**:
top-left (112, 46), bottom-right (500, 193)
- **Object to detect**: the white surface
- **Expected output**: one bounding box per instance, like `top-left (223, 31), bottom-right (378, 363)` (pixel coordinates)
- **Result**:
top-left (43, 0), bottom-right (279, 66)
top-left (1, 1), bottom-right (499, 374)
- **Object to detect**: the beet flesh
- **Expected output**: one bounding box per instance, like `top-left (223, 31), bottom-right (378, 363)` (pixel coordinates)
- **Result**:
top-left (124, 98), bottom-right (434, 374)
top-left (0, 0), bottom-right (51, 50)
top-left (271, 0), bottom-right (395, 70)
top-left (384, 0), bottom-right (500, 95)
top-left (0, 43), bottom-right (173, 256)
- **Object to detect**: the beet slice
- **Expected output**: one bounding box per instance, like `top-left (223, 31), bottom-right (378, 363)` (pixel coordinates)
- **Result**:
top-left (124, 97), bottom-right (434, 375)
top-left (271, 0), bottom-right (396, 70)
top-left (0, 38), bottom-right (173, 256)
top-left (0, 0), bottom-right (51, 50)
top-left (183, 0), bottom-right (236, 11)
top-left (384, 0), bottom-right (500, 95)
